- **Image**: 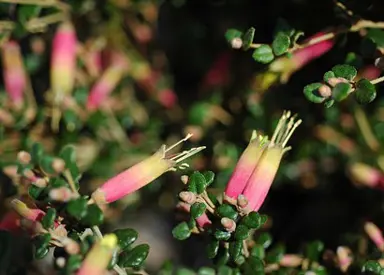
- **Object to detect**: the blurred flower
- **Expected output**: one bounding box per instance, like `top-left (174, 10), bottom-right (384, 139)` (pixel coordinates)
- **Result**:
top-left (242, 111), bottom-right (301, 211)
top-left (253, 32), bottom-right (334, 92)
top-left (279, 254), bottom-right (303, 267)
top-left (348, 163), bottom-right (384, 189)
top-left (0, 211), bottom-right (22, 234)
top-left (86, 53), bottom-right (129, 110)
top-left (337, 246), bottom-right (352, 273)
top-left (50, 21), bottom-right (77, 97)
top-left (1, 41), bottom-right (27, 107)
top-left (201, 52), bottom-right (231, 89)
top-left (10, 199), bottom-right (45, 222)
top-left (92, 135), bottom-right (205, 204)
top-left (224, 130), bottom-right (268, 201)
top-left (365, 222), bottom-right (384, 251)
top-left (77, 234), bottom-right (118, 275)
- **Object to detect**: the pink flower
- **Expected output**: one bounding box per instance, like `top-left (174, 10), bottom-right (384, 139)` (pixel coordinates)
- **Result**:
top-left (241, 111), bottom-right (301, 211)
top-left (254, 32), bottom-right (334, 91)
top-left (92, 135), bottom-right (205, 204)
top-left (348, 163), bottom-right (384, 189)
top-left (0, 211), bottom-right (22, 234)
top-left (10, 199), bottom-right (45, 222)
top-left (50, 21), bottom-right (77, 96)
top-left (202, 52), bottom-right (231, 89)
top-left (224, 131), bottom-right (268, 201)
top-left (77, 234), bottom-right (117, 275)
top-left (336, 246), bottom-right (352, 272)
top-left (1, 41), bottom-right (26, 106)
top-left (86, 54), bottom-right (129, 110)
top-left (364, 222), bottom-right (384, 251)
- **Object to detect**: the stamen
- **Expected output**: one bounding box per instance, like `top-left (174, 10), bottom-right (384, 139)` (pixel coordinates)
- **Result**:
top-left (277, 116), bottom-right (295, 144)
top-left (282, 119), bottom-right (302, 148)
top-left (165, 133), bottom-right (193, 153)
top-left (250, 130), bottom-right (258, 142)
top-left (173, 146), bottom-right (207, 163)
top-left (270, 110), bottom-right (291, 145)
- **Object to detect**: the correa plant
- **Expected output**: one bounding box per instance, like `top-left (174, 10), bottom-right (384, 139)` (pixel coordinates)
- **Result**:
top-left (2, 0), bottom-right (384, 275)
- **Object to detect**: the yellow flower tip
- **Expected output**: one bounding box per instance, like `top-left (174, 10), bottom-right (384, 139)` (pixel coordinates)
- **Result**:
top-left (101, 234), bottom-right (118, 249)
top-left (269, 110), bottom-right (302, 151)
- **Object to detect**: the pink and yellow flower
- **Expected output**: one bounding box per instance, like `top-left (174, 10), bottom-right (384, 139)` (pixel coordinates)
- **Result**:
top-left (348, 163), bottom-right (384, 189)
top-left (86, 54), bottom-right (129, 110)
top-left (224, 130), bottom-right (268, 201)
top-left (364, 222), bottom-right (384, 251)
top-left (1, 41), bottom-right (27, 107)
top-left (240, 111), bottom-right (301, 211)
top-left (50, 21), bottom-right (77, 97)
top-left (77, 234), bottom-right (117, 275)
top-left (92, 135), bottom-right (205, 204)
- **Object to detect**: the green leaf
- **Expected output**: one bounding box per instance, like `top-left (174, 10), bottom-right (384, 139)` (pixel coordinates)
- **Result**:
top-left (187, 217), bottom-right (196, 229)
top-left (272, 32), bottom-right (290, 56)
top-left (244, 256), bottom-right (264, 274)
top-left (234, 225), bottom-right (249, 241)
top-left (202, 171), bottom-right (215, 186)
top-left (214, 230), bottom-right (231, 241)
top-left (362, 260), bottom-right (381, 273)
top-left (303, 83), bottom-right (325, 103)
top-left (215, 247), bottom-right (230, 266)
top-left (217, 266), bottom-right (233, 275)
top-left (33, 233), bottom-right (51, 259)
top-left (59, 145), bottom-right (80, 182)
top-left (323, 71), bottom-right (335, 82)
top-left (188, 172), bottom-right (207, 194)
top-left (242, 27), bottom-right (255, 51)
top-left (241, 212), bottom-right (261, 229)
top-left (66, 197), bottom-right (88, 220)
top-left (229, 241), bottom-right (243, 262)
top-left (198, 267), bottom-right (216, 275)
top-left (331, 64), bottom-right (357, 81)
top-left (324, 99), bottom-right (335, 108)
top-left (265, 244), bottom-right (285, 263)
top-left (172, 222), bottom-right (191, 240)
top-left (41, 208), bottom-right (56, 229)
top-left (39, 156), bottom-right (56, 174)
top-left (190, 202), bottom-right (206, 219)
top-left (252, 45), bottom-right (274, 64)
top-left (176, 268), bottom-right (196, 275)
top-left (251, 244), bottom-right (265, 260)
top-left (63, 254), bottom-right (82, 273)
top-left (81, 204), bottom-right (104, 226)
top-left (18, 5), bottom-right (41, 25)
top-left (366, 28), bottom-right (384, 47)
top-left (256, 232), bottom-right (272, 249)
top-left (355, 78), bottom-right (376, 104)
top-left (31, 143), bottom-right (44, 164)
top-left (332, 82), bottom-right (351, 102)
top-left (119, 244), bottom-right (150, 268)
top-left (25, 54), bottom-right (42, 74)
top-left (207, 240), bottom-right (219, 259)
top-left (216, 204), bottom-right (238, 221)
top-left (305, 240), bottom-right (324, 262)
top-left (113, 228), bottom-right (138, 250)
top-left (274, 18), bottom-right (295, 37)
top-left (28, 185), bottom-right (44, 200)
top-left (225, 29), bottom-right (243, 43)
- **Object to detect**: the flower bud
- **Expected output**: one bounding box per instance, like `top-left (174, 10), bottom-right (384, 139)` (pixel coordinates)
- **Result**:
top-left (337, 246), bottom-right (352, 272)
top-left (179, 191), bottom-right (196, 204)
top-left (221, 217), bottom-right (236, 232)
top-left (365, 222), bottom-right (384, 251)
top-left (318, 84), bottom-right (332, 98)
top-left (279, 254), bottom-right (303, 267)
top-left (17, 151), bottom-right (31, 165)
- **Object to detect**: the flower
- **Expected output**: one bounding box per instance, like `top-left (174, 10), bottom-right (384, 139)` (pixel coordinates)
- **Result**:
top-left (50, 21), bottom-right (77, 97)
top-left (92, 134), bottom-right (205, 204)
top-left (348, 163), bottom-right (384, 189)
top-left (224, 130), bottom-right (268, 201)
top-left (1, 41), bottom-right (26, 107)
top-left (242, 111), bottom-right (301, 211)
top-left (77, 234), bottom-right (117, 275)
top-left (86, 54), bottom-right (128, 110)
top-left (364, 222), bottom-right (384, 251)
top-left (11, 199), bottom-right (45, 222)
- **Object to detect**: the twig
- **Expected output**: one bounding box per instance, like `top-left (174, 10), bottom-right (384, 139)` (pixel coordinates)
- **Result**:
top-left (354, 106), bottom-right (380, 152)
top-left (371, 76), bottom-right (384, 85)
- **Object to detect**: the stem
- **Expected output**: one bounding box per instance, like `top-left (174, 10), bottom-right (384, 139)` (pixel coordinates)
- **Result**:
top-left (354, 106), bottom-right (380, 152)
top-left (371, 76), bottom-right (384, 85)
top-left (63, 169), bottom-right (78, 195)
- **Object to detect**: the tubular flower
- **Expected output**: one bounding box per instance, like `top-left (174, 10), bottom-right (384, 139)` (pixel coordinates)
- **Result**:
top-left (337, 246), bottom-right (352, 273)
top-left (348, 163), bottom-right (384, 189)
top-left (10, 199), bottom-right (45, 222)
top-left (86, 56), bottom-right (128, 110)
top-left (224, 130), bottom-right (268, 201)
top-left (1, 41), bottom-right (26, 106)
top-left (242, 111), bottom-right (301, 211)
top-left (364, 222), bottom-right (384, 251)
top-left (77, 234), bottom-right (117, 275)
top-left (50, 21), bottom-right (77, 97)
top-left (92, 134), bottom-right (205, 204)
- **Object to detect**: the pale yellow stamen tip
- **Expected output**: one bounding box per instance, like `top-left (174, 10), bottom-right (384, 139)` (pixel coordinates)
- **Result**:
top-left (165, 133), bottom-right (194, 153)
top-left (270, 110), bottom-right (301, 148)
top-left (100, 234), bottom-right (117, 248)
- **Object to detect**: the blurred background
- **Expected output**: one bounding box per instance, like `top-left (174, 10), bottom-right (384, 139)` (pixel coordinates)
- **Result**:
top-left (1, 0), bottom-right (384, 273)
